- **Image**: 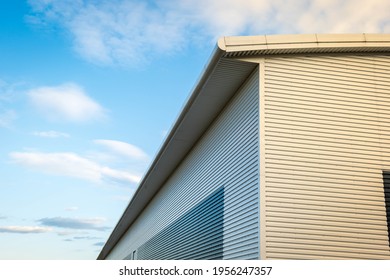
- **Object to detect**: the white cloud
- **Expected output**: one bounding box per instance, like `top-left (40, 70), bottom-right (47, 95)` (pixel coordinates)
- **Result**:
top-left (56, 230), bottom-right (82, 236)
top-left (27, 83), bottom-right (106, 123)
top-left (65, 207), bottom-right (79, 212)
top-left (93, 241), bottom-right (105, 247)
top-left (9, 151), bottom-right (141, 184)
top-left (94, 139), bottom-right (149, 161)
top-left (174, 0), bottom-right (390, 35)
top-left (28, 0), bottom-right (186, 65)
top-left (28, 0), bottom-right (390, 66)
top-left (32, 130), bottom-right (70, 138)
top-left (73, 236), bottom-right (101, 240)
top-left (0, 226), bottom-right (52, 234)
top-left (38, 217), bottom-right (109, 231)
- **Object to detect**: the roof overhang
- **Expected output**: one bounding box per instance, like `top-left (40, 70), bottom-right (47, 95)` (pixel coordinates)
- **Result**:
top-left (98, 33), bottom-right (390, 260)
top-left (97, 43), bottom-right (258, 260)
top-left (218, 33), bottom-right (390, 57)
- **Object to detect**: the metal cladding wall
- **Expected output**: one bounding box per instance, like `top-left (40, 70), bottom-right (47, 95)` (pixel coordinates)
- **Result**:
top-left (106, 68), bottom-right (259, 260)
top-left (258, 54), bottom-right (390, 259)
top-left (137, 187), bottom-right (225, 259)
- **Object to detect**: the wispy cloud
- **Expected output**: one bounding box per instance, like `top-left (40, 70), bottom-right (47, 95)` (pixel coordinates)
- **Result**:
top-left (32, 130), bottom-right (70, 138)
top-left (73, 236), bottom-right (101, 240)
top-left (9, 151), bottom-right (141, 184)
top-left (56, 230), bottom-right (82, 236)
top-left (27, 83), bottom-right (106, 123)
top-left (27, 0), bottom-right (390, 66)
top-left (0, 215), bottom-right (7, 220)
top-left (93, 241), bottom-right (105, 247)
top-left (0, 226), bottom-right (52, 234)
top-left (65, 206), bottom-right (79, 212)
top-left (0, 79), bottom-right (26, 128)
top-left (94, 139), bottom-right (149, 161)
top-left (28, 0), bottom-right (186, 65)
top-left (0, 109), bottom-right (17, 128)
top-left (0, 79), bottom-right (25, 102)
top-left (38, 217), bottom-right (110, 231)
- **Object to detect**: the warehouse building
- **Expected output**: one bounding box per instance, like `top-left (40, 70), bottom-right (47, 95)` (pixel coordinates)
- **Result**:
top-left (98, 34), bottom-right (390, 260)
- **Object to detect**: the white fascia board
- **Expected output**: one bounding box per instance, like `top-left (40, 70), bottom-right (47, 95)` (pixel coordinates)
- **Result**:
top-left (218, 33), bottom-right (390, 54)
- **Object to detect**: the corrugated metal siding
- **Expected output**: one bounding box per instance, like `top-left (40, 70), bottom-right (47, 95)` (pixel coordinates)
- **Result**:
top-left (137, 187), bottom-right (225, 260)
top-left (107, 68), bottom-right (259, 260)
top-left (262, 54), bottom-right (390, 259)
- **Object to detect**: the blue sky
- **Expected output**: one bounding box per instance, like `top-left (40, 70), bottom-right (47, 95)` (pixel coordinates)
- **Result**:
top-left (0, 0), bottom-right (389, 260)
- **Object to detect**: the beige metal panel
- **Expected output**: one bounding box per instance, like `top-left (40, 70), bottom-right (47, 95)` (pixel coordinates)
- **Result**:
top-left (265, 245), bottom-right (390, 259)
top-left (268, 233), bottom-right (388, 247)
top-left (278, 54), bottom-right (390, 67)
top-left (267, 79), bottom-right (390, 97)
top-left (266, 73), bottom-right (390, 91)
top-left (265, 88), bottom-right (390, 111)
top-left (258, 59), bottom-right (267, 260)
top-left (267, 207), bottom-right (385, 221)
top-left (267, 61), bottom-right (390, 80)
top-left (262, 54), bottom-right (390, 259)
top-left (267, 238), bottom-right (388, 252)
top-left (266, 61), bottom-right (390, 81)
top-left (266, 221), bottom-right (386, 235)
top-left (270, 211), bottom-right (384, 223)
top-left (268, 55), bottom-right (390, 73)
top-left (266, 182), bottom-right (382, 197)
top-left (266, 186), bottom-right (384, 201)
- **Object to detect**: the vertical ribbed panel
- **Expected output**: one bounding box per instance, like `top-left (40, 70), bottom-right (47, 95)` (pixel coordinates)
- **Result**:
top-left (263, 55), bottom-right (390, 259)
top-left (107, 68), bottom-right (259, 260)
top-left (136, 187), bottom-right (224, 260)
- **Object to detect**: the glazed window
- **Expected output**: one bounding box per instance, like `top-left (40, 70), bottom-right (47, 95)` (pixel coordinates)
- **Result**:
top-left (382, 171), bottom-right (390, 246)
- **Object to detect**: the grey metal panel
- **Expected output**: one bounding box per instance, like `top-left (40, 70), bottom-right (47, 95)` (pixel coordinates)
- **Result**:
top-left (262, 54), bottom-right (390, 259)
top-left (106, 67), bottom-right (259, 259)
top-left (98, 55), bottom-right (258, 260)
top-left (136, 187), bottom-right (225, 260)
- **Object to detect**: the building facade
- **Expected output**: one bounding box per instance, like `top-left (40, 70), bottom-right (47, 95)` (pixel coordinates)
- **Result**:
top-left (98, 34), bottom-right (390, 260)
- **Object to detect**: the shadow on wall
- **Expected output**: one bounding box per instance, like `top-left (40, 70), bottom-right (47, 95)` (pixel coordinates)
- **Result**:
top-left (132, 186), bottom-right (225, 260)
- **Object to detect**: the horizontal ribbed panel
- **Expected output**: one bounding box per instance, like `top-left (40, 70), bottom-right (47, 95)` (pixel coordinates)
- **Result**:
top-left (263, 54), bottom-right (390, 259)
top-left (107, 68), bottom-right (259, 259)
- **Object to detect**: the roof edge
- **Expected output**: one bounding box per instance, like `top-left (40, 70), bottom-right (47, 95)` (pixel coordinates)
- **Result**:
top-left (218, 33), bottom-right (390, 53)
